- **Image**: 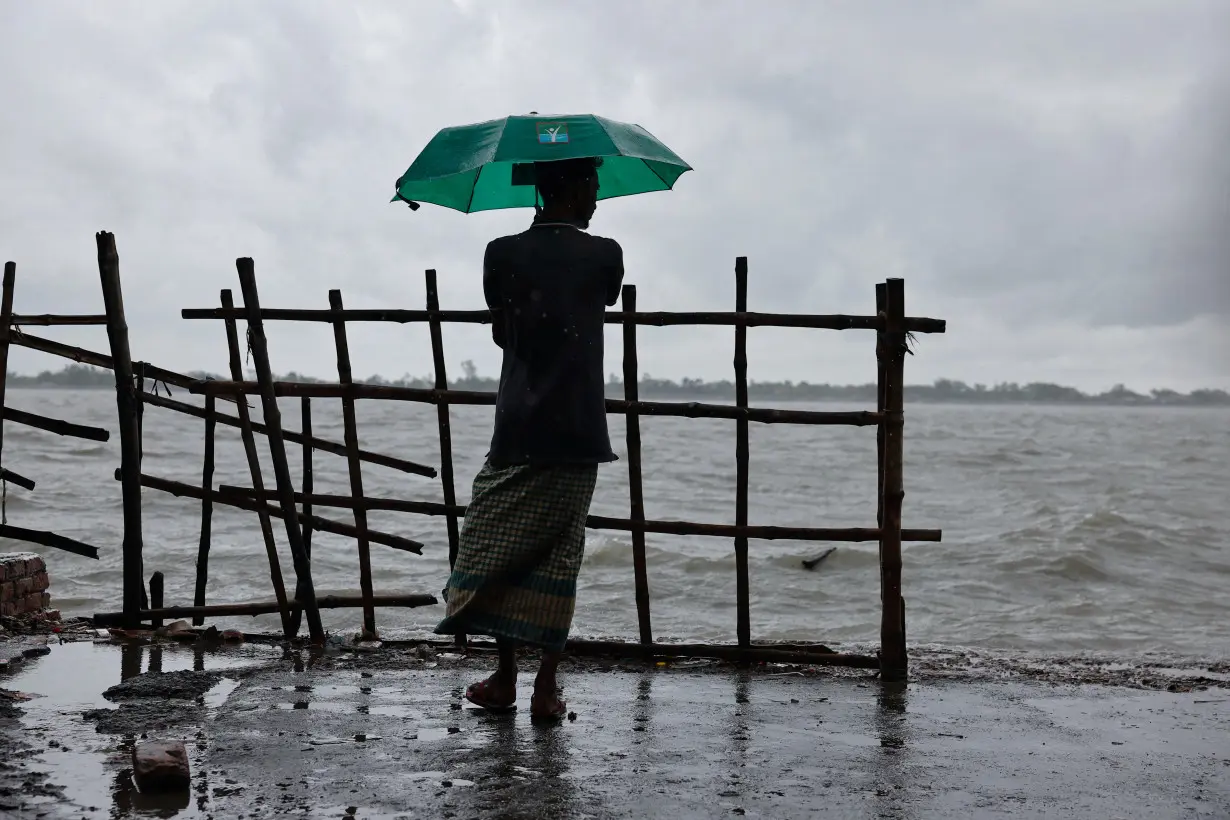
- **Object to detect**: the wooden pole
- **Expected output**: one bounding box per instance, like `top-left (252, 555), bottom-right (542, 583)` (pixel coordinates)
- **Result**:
top-left (97, 232), bottom-right (144, 627)
top-left (9, 314), bottom-right (108, 326)
top-left (137, 389), bottom-right (435, 477)
top-left (329, 289), bottom-right (377, 639)
top-left (192, 394), bottom-right (216, 626)
top-left (879, 278), bottom-right (907, 681)
top-left (621, 285), bottom-right (653, 647)
top-left (734, 257), bottom-right (751, 649)
top-left (425, 271), bottom-right (460, 570)
top-left (0, 263), bottom-right (15, 524)
top-left (93, 593), bottom-right (438, 626)
top-left (136, 472), bottom-right (425, 552)
top-left (149, 571), bottom-right (164, 630)
top-left (235, 261), bottom-right (325, 644)
top-left (0, 524), bottom-right (99, 558)
top-left (182, 305), bottom-right (948, 334)
top-left (7, 330), bottom-right (240, 404)
top-left (216, 485), bottom-right (942, 543)
top-left (1, 406), bottom-right (110, 441)
top-left (288, 397), bottom-right (312, 636)
top-left (875, 283), bottom-right (887, 598)
top-left (220, 288), bottom-right (295, 640)
top-left (425, 269), bottom-right (464, 649)
top-left (190, 379), bottom-right (883, 427)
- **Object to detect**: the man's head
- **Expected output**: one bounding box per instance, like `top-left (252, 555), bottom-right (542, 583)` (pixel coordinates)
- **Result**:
top-left (535, 157), bottom-right (602, 226)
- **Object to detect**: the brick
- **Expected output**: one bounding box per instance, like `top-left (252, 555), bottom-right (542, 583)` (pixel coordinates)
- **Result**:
top-left (0, 601), bottom-right (15, 617)
top-left (0, 581), bottom-right (12, 602)
top-left (32, 571), bottom-right (49, 592)
top-left (0, 563), bottom-right (6, 582)
top-left (27, 556), bottom-right (45, 574)
top-left (15, 577), bottom-right (32, 596)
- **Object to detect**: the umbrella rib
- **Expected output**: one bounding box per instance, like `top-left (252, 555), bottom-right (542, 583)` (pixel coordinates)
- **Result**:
top-left (465, 165), bottom-right (483, 213)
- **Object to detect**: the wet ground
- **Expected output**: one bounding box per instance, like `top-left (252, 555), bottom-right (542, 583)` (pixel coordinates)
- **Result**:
top-left (2, 636), bottom-right (1229, 819)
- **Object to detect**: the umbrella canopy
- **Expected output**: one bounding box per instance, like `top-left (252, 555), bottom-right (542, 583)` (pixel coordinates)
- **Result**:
top-left (392, 114), bottom-right (691, 213)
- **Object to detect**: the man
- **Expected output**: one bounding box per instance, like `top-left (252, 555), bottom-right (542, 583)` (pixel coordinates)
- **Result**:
top-left (435, 156), bottom-right (622, 721)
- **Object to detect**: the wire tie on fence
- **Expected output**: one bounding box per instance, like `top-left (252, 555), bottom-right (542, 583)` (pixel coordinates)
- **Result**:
top-left (245, 327), bottom-right (253, 366)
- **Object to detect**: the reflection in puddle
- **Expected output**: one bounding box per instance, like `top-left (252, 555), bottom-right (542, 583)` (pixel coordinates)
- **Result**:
top-left (6, 639), bottom-right (273, 818)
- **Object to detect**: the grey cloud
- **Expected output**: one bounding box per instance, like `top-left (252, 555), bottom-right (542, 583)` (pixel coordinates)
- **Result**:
top-left (1, 0), bottom-right (1227, 391)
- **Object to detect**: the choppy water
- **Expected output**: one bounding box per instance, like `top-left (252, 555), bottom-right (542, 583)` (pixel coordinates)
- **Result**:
top-left (2, 389), bottom-right (1227, 660)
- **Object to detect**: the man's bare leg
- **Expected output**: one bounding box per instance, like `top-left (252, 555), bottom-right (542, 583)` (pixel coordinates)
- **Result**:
top-left (532, 649), bottom-right (567, 720)
top-left (465, 637), bottom-right (518, 710)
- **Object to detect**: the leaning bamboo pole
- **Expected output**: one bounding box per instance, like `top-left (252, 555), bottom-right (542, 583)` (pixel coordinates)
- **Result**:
top-left (97, 232), bottom-right (145, 626)
top-left (235, 261), bottom-right (324, 644)
top-left (220, 288), bottom-right (295, 640)
top-left (329, 289), bottom-right (377, 638)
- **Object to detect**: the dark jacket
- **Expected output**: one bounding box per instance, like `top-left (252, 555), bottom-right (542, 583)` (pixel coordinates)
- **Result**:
top-left (483, 217), bottom-right (624, 466)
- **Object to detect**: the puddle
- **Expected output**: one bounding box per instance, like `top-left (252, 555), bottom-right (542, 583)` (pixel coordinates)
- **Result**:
top-left (6, 639), bottom-right (274, 818)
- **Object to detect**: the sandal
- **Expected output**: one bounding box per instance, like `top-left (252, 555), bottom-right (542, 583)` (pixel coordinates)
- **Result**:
top-left (465, 678), bottom-right (517, 713)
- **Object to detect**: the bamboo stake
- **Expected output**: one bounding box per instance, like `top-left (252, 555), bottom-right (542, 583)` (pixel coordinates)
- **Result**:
top-left (93, 593), bottom-right (438, 626)
top-left (137, 472), bottom-right (424, 552)
top-left (7, 331), bottom-right (238, 404)
top-left (220, 288), bottom-right (295, 640)
top-left (734, 257), bottom-right (751, 649)
top-left (879, 278), bottom-right (908, 681)
top-left (190, 380), bottom-right (883, 426)
top-left (0, 523), bottom-right (99, 558)
top-left (9, 314), bottom-right (108, 326)
top-left (876, 283), bottom-right (887, 604)
top-left (234, 263), bottom-right (324, 644)
top-left (329, 289), bottom-right (376, 639)
top-left (215, 485), bottom-right (943, 543)
top-left (425, 271), bottom-right (461, 572)
top-left (0, 264), bottom-right (15, 519)
top-left (149, 571), bottom-right (164, 630)
top-left (0, 406), bottom-right (109, 441)
top-left (138, 390), bottom-right (435, 477)
top-left (192, 394), bottom-right (216, 626)
top-left (0, 469), bottom-right (34, 492)
top-left (97, 232), bottom-right (144, 627)
top-left (288, 397), bottom-right (312, 636)
top-left (622, 284), bottom-right (653, 648)
top-left (182, 305), bottom-right (947, 334)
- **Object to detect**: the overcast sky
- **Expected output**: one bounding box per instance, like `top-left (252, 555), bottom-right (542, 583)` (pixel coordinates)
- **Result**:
top-left (2, 1), bottom-right (1227, 392)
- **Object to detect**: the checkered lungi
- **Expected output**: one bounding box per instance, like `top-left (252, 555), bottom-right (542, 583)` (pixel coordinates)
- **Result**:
top-left (434, 461), bottom-right (598, 651)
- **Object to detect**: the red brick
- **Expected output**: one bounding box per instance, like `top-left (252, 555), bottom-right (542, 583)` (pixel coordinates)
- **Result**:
top-left (0, 601), bottom-right (15, 617)
top-left (15, 577), bottom-right (32, 596)
top-left (0, 563), bottom-right (7, 582)
top-left (0, 581), bottom-right (12, 602)
top-left (32, 571), bottom-right (49, 592)
top-left (27, 556), bottom-right (45, 574)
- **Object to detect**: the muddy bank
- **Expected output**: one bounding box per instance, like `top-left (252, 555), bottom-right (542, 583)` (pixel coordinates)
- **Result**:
top-left (2, 638), bottom-right (1229, 818)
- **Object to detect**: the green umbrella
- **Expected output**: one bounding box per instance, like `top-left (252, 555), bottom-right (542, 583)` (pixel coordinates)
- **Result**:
top-left (392, 113), bottom-right (692, 213)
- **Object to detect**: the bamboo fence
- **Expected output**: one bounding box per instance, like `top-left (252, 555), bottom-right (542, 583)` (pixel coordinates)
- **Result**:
top-left (1, 232), bottom-right (945, 681)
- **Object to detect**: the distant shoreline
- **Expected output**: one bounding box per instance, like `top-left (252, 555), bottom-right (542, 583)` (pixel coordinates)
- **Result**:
top-left (8, 366), bottom-right (1228, 408)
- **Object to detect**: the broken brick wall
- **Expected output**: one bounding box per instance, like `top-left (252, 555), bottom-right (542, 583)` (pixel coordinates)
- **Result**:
top-left (0, 553), bottom-right (51, 618)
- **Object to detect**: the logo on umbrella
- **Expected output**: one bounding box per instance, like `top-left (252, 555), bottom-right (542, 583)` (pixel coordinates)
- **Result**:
top-left (537, 122), bottom-right (569, 144)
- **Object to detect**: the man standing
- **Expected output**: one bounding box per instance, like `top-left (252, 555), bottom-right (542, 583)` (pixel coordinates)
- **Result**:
top-left (435, 157), bottom-right (622, 721)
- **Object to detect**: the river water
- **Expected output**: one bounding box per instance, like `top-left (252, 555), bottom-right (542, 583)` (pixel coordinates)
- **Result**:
top-left (2, 388), bottom-right (1226, 662)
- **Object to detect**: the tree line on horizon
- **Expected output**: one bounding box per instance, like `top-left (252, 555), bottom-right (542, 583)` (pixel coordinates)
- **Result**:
top-left (8, 362), bottom-right (1228, 406)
